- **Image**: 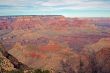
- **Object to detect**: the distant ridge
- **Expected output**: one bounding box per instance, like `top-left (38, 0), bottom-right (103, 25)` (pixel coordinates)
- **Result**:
top-left (0, 15), bottom-right (64, 17)
top-left (0, 15), bottom-right (110, 19)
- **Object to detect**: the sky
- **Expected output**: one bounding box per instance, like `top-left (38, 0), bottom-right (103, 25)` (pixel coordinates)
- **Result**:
top-left (0, 0), bottom-right (110, 17)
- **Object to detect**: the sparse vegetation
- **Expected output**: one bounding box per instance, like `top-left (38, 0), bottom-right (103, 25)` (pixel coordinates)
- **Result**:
top-left (6, 69), bottom-right (24, 73)
top-left (34, 69), bottom-right (50, 73)
top-left (0, 69), bottom-right (50, 73)
top-left (78, 58), bottom-right (85, 73)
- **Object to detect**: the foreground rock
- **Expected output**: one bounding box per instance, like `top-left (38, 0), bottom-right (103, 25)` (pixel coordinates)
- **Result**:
top-left (0, 43), bottom-right (29, 72)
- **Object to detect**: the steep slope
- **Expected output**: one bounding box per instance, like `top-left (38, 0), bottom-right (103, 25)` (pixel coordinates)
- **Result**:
top-left (8, 41), bottom-right (82, 73)
top-left (83, 38), bottom-right (110, 53)
top-left (0, 51), bottom-right (15, 71)
top-left (96, 48), bottom-right (110, 73)
top-left (0, 43), bottom-right (29, 71)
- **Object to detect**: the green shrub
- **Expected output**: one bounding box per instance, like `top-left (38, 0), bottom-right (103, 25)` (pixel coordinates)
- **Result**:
top-left (34, 69), bottom-right (50, 73)
top-left (42, 70), bottom-right (50, 73)
top-left (7, 69), bottom-right (24, 73)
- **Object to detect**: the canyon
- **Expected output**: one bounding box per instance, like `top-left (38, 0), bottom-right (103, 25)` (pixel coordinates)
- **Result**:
top-left (0, 15), bottom-right (110, 73)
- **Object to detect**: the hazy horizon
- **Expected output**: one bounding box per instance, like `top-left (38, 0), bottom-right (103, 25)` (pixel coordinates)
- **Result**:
top-left (0, 0), bottom-right (110, 17)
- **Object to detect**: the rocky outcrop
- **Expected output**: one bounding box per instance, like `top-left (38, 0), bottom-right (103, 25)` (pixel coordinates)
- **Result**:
top-left (0, 43), bottom-right (29, 71)
top-left (8, 41), bottom-right (82, 73)
top-left (82, 38), bottom-right (110, 73)
top-left (0, 16), bottom-right (110, 31)
top-left (0, 52), bottom-right (15, 71)
top-left (83, 38), bottom-right (110, 53)
top-left (96, 48), bottom-right (110, 73)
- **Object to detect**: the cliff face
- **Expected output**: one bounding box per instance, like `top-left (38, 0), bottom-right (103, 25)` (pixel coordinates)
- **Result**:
top-left (0, 16), bottom-right (110, 31)
top-left (0, 43), bottom-right (29, 72)
top-left (8, 41), bottom-right (81, 73)
top-left (96, 48), bottom-right (110, 73)
top-left (0, 52), bottom-right (15, 71)
top-left (81, 38), bottom-right (110, 73)
top-left (0, 15), bottom-right (66, 30)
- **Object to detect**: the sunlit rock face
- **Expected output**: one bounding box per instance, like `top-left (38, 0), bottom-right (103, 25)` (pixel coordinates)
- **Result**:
top-left (83, 38), bottom-right (110, 53)
top-left (96, 48), bottom-right (110, 73)
top-left (0, 52), bottom-right (15, 71)
top-left (81, 38), bottom-right (110, 73)
top-left (8, 41), bottom-right (81, 73)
